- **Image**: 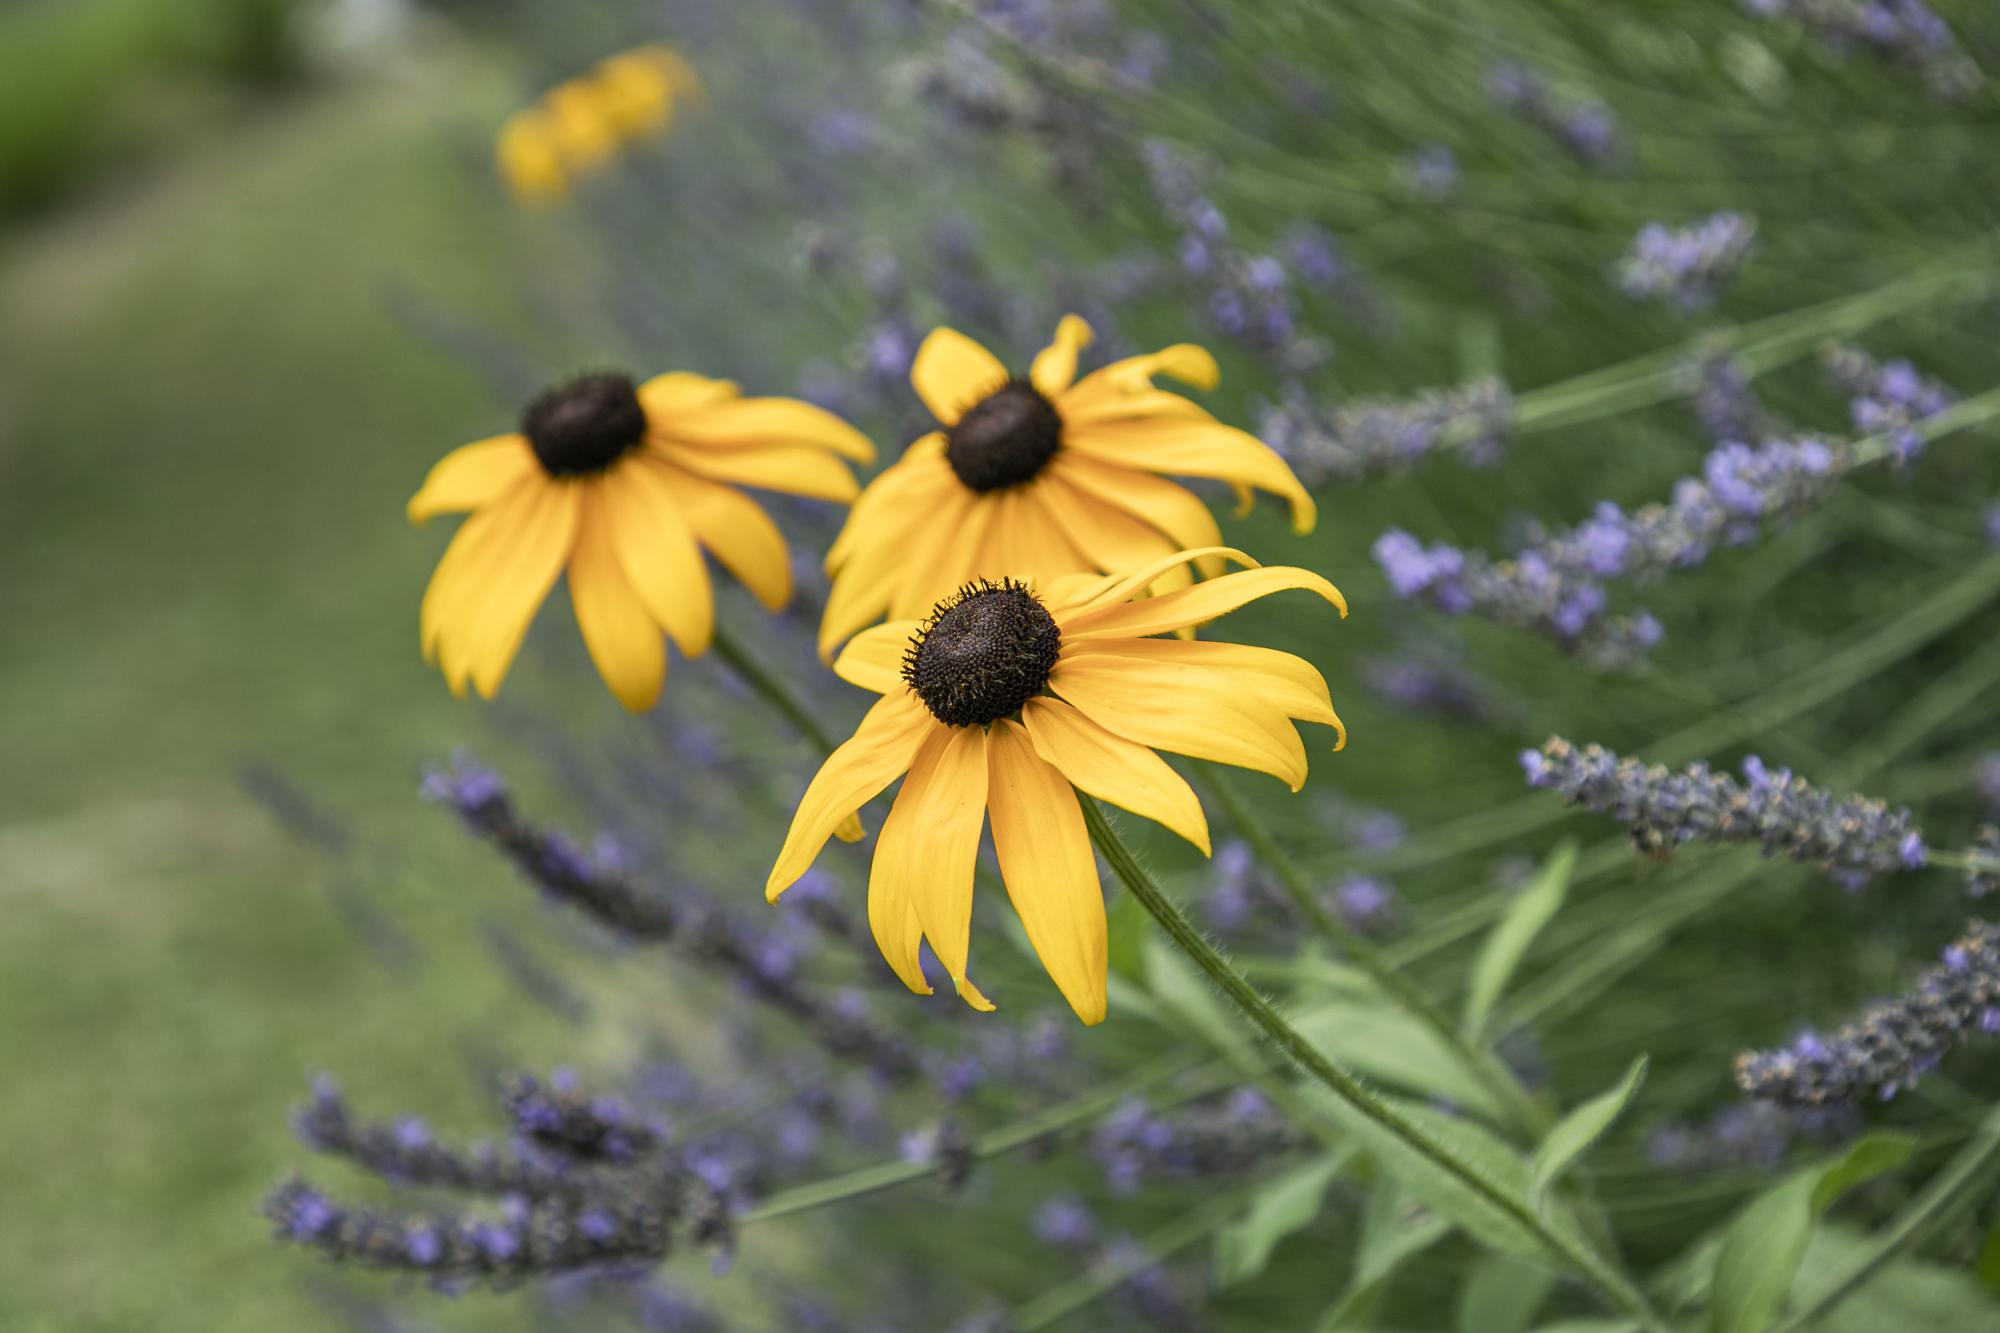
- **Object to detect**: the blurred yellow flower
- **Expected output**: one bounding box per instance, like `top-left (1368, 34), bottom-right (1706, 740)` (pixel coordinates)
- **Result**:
top-left (495, 45), bottom-right (704, 205)
top-left (769, 548), bottom-right (1346, 1024)
top-left (817, 315), bottom-right (1315, 661)
top-left (410, 371), bottom-right (872, 710)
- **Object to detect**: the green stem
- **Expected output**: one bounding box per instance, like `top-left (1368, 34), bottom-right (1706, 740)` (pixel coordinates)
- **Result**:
top-left (1770, 1112), bottom-right (2000, 1333)
top-left (709, 621), bottom-right (837, 753)
top-left (1079, 796), bottom-right (1668, 1332)
top-left (1196, 766), bottom-right (1550, 1142)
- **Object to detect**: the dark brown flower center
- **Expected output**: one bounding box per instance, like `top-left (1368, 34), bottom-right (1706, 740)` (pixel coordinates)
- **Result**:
top-left (944, 379), bottom-right (1063, 492)
top-left (522, 373), bottom-right (648, 477)
top-left (904, 580), bottom-right (1062, 727)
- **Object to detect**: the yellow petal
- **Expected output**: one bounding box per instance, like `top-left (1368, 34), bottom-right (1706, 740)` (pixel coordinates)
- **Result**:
top-left (495, 112), bottom-right (567, 205)
top-left (911, 326), bottom-right (1007, 426)
top-left (1030, 476), bottom-right (1191, 597)
top-left (665, 396), bottom-right (876, 464)
top-left (1045, 545), bottom-right (1259, 619)
top-left (820, 475), bottom-right (971, 660)
top-left (887, 489), bottom-right (1001, 620)
top-left (639, 372), bottom-right (740, 417)
top-left (1063, 637), bottom-right (1344, 748)
top-left (999, 486), bottom-right (1098, 592)
top-left (767, 694), bottom-right (933, 900)
top-left (835, 811), bottom-right (867, 843)
top-left (641, 44), bottom-right (705, 102)
top-left (542, 81), bottom-right (621, 172)
top-left (600, 459), bottom-right (713, 655)
top-left (420, 478), bottom-right (542, 671)
top-left (1047, 454), bottom-right (1225, 578)
top-left (987, 720), bottom-right (1107, 1024)
top-left (887, 725), bottom-right (990, 999)
top-left (1049, 655), bottom-right (1310, 790)
top-left (591, 50), bottom-right (675, 137)
top-left (826, 435), bottom-right (948, 570)
top-left (1021, 697), bottom-right (1209, 854)
top-left (1029, 314), bottom-right (1094, 397)
top-left (568, 484), bottom-right (665, 711)
top-left (656, 462), bottom-right (793, 611)
top-left (1059, 388), bottom-right (1215, 429)
top-left (442, 480), bottom-right (580, 700)
top-left (835, 620), bottom-right (921, 694)
top-left (1065, 344), bottom-right (1220, 413)
top-left (650, 438), bottom-right (859, 504)
top-left (408, 436), bottom-right (538, 524)
top-left (1062, 564), bottom-right (1347, 641)
top-left (1065, 417), bottom-right (1315, 534)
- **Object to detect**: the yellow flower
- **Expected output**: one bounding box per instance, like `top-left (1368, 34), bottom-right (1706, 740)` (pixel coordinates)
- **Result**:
top-left (495, 45), bottom-right (704, 205)
top-left (768, 548), bottom-right (1346, 1025)
top-left (410, 371), bottom-right (873, 710)
top-left (817, 315), bottom-right (1315, 661)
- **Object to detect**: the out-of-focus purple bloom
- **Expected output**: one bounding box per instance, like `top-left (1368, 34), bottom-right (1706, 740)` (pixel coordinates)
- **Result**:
top-left (1485, 61), bottom-right (1623, 165)
top-left (1821, 342), bottom-right (1955, 464)
top-left (1329, 875), bottom-right (1406, 937)
top-left (1259, 376), bottom-right (1514, 484)
top-left (1402, 144), bottom-right (1459, 198)
top-left (1679, 353), bottom-right (1782, 444)
top-left (1745, 0), bottom-right (1977, 94)
top-left (1618, 213), bottom-right (1756, 311)
top-left (1033, 1194), bottom-right (1100, 1248)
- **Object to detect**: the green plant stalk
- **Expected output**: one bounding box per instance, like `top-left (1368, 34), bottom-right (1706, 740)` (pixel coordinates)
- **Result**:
top-left (1197, 765), bottom-right (1551, 1142)
top-left (1769, 1112), bottom-right (2000, 1333)
top-left (709, 622), bottom-right (838, 753)
top-left (1079, 795), bottom-right (1668, 1332)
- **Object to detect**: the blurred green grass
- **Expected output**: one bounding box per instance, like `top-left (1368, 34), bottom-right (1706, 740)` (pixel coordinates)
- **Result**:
top-left (0, 50), bottom-right (604, 1332)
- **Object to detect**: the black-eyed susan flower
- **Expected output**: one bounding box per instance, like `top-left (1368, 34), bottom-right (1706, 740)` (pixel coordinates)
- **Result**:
top-left (769, 548), bottom-right (1346, 1025)
top-left (817, 315), bottom-right (1315, 661)
top-left (410, 370), bottom-right (873, 711)
top-left (496, 45), bottom-right (704, 206)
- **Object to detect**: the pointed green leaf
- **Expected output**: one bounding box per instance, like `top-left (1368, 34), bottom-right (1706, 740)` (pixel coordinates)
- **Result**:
top-left (1215, 1148), bottom-right (1353, 1288)
top-left (1531, 1055), bottom-right (1648, 1203)
top-left (1291, 1002), bottom-right (1505, 1120)
top-left (1464, 841), bottom-right (1577, 1038)
top-left (1107, 889), bottom-right (1150, 988)
top-left (1708, 1133), bottom-right (1916, 1333)
top-left (1457, 1254), bottom-right (1559, 1333)
top-left (1318, 1180), bottom-right (1453, 1329)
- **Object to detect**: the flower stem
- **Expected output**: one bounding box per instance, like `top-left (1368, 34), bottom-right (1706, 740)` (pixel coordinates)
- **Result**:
top-left (1078, 795), bottom-right (1667, 1332)
top-left (709, 621), bottom-right (837, 753)
top-left (1196, 766), bottom-right (1551, 1141)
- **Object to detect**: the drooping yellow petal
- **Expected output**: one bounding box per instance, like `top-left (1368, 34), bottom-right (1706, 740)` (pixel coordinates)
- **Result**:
top-left (889, 489), bottom-right (1001, 620)
top-left (1062, 637), bottom-right (1345, 749)
top-left (657, 461), bottom-right (793, 612)
top-left (495, 111), bottom-right (567, 204)
top-left (649, 437), bottom-right (859, 503)
top-left (1020, 697), bottom-right (1210, 855)
top-left (542, 81), bottom-right (621, 172)
top-left (821, 476), bottom-right (972, 659)
top-left (1028, 314), bottom-right (1094, 398)
top-left (1047, 454), bottom-right (1225, 577)
top-left (639, 372), bottom-right (740, 417)
top-left (643, 44), bottom-right (706, 103)
top-left (1049, 655), bottom-right (1310, 790)
top-left (987, 720), bottom-right (1107, 1024)
top-left (591, 49), bottom-right (676, 137)
top-left (1064, 343), bottom-right (1220, 413)
top-left (1045, 546), bottom-right (1259, 619)
top-left (825, 435), bottom-right (948, 571)
top-left (665, 396), bottom-right (876, 464)
top-left (867, 768), bottom-right (932, 996)
top-left (600, 458), bottom-right (714, 655)
top-left (1030, 475), bottom-right (1192, 598)
top-left (998, 485), bottom-right (1097, 592)
top-left (1064, 417), bottom-right (1315, 534)
top-left (834, 620), bottom-right (920, 694)
top-left (1062, 564), bottom-right (1346, 641)
top-left (408, 436), bottom-right (539, 524)
top-left (891, 725), bottom-right (990, 1002)
top-left (420, 476), bottom-right (545, 670)
top-left (567, 483), bottom-right (665, 711)
top-left (768, 694), bottom-right (933, 900)
top-left (911, 327), bottom-right (1007, 426)
top-left (1058, 388), bottom-right (1215, 429)
top-left (449, 480), bottom-right (582, 700)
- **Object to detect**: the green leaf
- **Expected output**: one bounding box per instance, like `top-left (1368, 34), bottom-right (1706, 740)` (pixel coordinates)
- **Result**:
top-left (1106, 888), bottom-right (1150, 988)
top-left (1798, 1224), bottom-right (2000, 1332)
top-left (1456, 1254), bottom-right (1559, 1333)
top-left (1215, 1148), bottom-right (1353, 1288)
top-left (1300, 1086), bottom-right (1588, 1263)
top-left (1708, 1133), bottom-right (1917, 1333)
top-left (1463, 840), bottom-right (1577, 1038)
top-left (1976, 1223), bottom-right (2000, 1294)
top-left (1530, 1055), bottom-right (1648, 1204)
top-left (1291, 1001), bottom-right (1505, 1120)
top-left (1143, 933), bottom-right (1241, 1053)
top-left (1317, 1180), bottom-right (1453, 1329)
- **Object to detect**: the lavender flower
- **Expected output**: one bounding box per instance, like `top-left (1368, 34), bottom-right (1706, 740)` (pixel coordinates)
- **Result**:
top-left (1089, 1090), bottom-right (1304, 1194)
top-left (1033, 1194), bottom-right (1100, 1248)
top-left (505, 1072), bottom-right (664, 1165)
top-left (1330, 875), bottom-right (1406, 937)
top-left (1485, 62), bottom-right (1622, 166)
top-left (1984, 503), bottom-right (2000, 548)
top-left (1736, 920), bottom-right (2000, 1106)
top-left (1744, 0), bottom-right (1978, 94)
top-left (1618, 213), bottom-right (1756, 311)
top-left (1401, 144), bottom-right (1459, 199)
top-left (1376, 434), bottom-right (1848, 664)
top-left (1679, 352), bottom-right (1782, 444)
top-left (1645, 1100), bottom-right (1858, 1172)
top-left (1257, 376), bottom-right (1514, 484)
top-left (1966, 826), bottom-right (2000, 899)
top-left (1522, 738), bottom-right (1927, 888)
top-left (1820, 342), bottom-right (1955, 464)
